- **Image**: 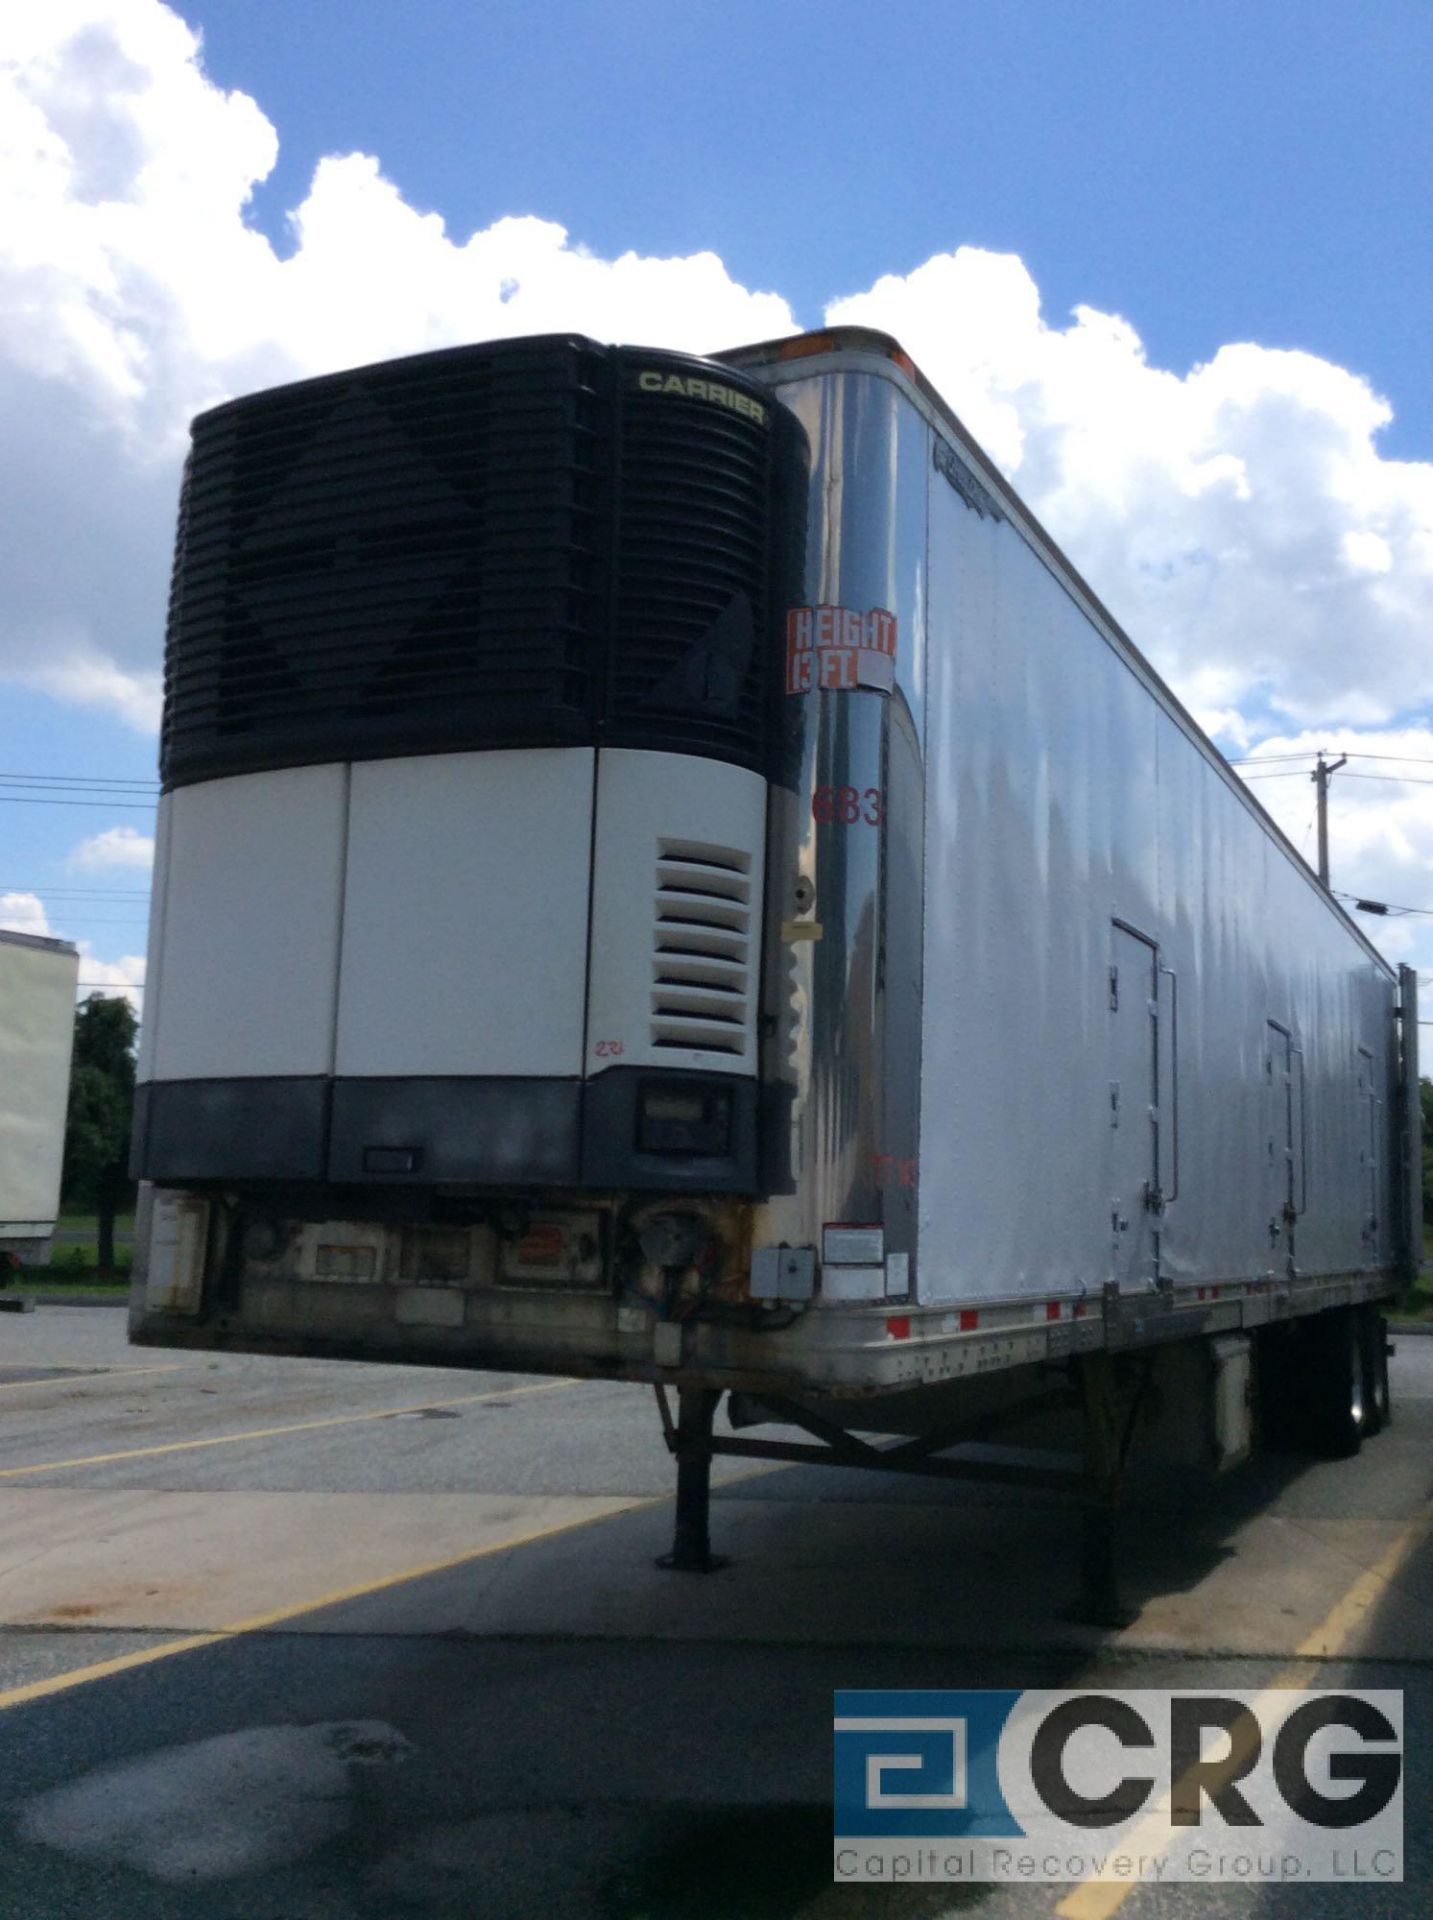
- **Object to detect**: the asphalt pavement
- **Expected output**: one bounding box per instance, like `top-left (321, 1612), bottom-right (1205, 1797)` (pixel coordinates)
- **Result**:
top-left (0, 1306), bottom-right (1427, 1919)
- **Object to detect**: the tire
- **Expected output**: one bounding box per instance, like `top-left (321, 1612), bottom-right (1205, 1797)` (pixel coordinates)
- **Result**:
top-left (1360, 1308), bottom-right (1391, 1435)
top-left (1303, 1307), bottom-right (1366, 1459)
top-left (1255, 1322), bottom-right (1303, 1451)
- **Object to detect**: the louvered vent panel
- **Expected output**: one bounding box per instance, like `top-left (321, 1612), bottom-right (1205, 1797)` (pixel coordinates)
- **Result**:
top-left (652, 839), bottom-right (753, 1058)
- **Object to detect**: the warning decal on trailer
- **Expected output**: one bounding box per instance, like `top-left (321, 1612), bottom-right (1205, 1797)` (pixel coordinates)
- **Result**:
top-left (785, 605), bottom-right (896, 694)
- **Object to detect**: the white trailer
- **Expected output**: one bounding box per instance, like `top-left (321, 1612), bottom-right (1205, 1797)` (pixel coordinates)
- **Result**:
top-left (1, 929), bottom-right (79, 1267)
top-left (129, 329), bottom-right (1419, 1613)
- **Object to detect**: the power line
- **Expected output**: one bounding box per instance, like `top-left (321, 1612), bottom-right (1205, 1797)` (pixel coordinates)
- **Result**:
top-left (1228, 752), bottom-right (1318, 766)
top-left (1334, 891), bottom-right (1433, 920)
top-left (0, 782), bottom-right (156, 795)
top-left (1239, 766), bottom-right (1433, 790)
top-left (0, 797), bottom-right (157, 809)
top-left (0, 783), bottom-right (155, 792)
top-left (1233, 750), bottom-right (1433, 771)
top-left (1234, 750), bottom-right (1433, 766)
top-left (0, 770), bottom-right (160, 811)
top-left (1318, 750), bottom-right (1433, 767)
top-left (0, 770), bottom-right (157, 785)
top-left (1336, 772), bottom-right (1433, 786)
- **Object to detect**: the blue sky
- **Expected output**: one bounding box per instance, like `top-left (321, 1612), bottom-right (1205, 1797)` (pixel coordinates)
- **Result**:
top-left (1, 0), bottom-right (1432, 998)
top-left (184, 0), bottom-right (1433, 453)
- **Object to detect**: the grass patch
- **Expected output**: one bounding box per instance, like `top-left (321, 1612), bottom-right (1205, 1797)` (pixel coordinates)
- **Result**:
top-left (55, 1211), bottom-right (136, 1238)
top-left (28, 1216), bottom-right (137, 1287)
top-left (1389, 1229), bottom-right (1433, 1323)
top-left (1, 1269), bottom-right (128, 1299)
top-left (20, 1281), bottom-right (129, 1299)
top-left (43, 1243), bottom-right (131, 1276)
top-left (3, 1242), bottom-right (132, 1295)
top-left (1392, 1274), bottom-right (1433, 1323)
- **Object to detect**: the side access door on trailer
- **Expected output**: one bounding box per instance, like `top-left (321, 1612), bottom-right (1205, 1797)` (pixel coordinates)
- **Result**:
top-left (1107, 922), bottom-right (1176, 1292)
top-left (1264, 1021), bottom-right (1305, 1277)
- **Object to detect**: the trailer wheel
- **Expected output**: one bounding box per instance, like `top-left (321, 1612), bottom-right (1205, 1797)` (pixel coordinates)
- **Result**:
top-left (1255, 1322), bottom-right (1302, 1451)
top-left (1303, 1308), bottom-right (1366, 1459)
top-left (1360, 1308), bottom-right (1391, 1436)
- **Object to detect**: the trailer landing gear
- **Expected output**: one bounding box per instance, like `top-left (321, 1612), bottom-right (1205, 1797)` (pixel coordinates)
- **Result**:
top-left (1065, 1350), bottom-right (1147, 1631)
top-left (655, 1386), bottom-right (729, 1572)
top-left (652, 1374), bottom-right (1144, 1627)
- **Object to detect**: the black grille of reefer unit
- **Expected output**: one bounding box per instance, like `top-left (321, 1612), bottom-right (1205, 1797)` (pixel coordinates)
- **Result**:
top-left (160, 337), bottom-right (802, 789)
top-left (605, 352), bottom-right (785, 767)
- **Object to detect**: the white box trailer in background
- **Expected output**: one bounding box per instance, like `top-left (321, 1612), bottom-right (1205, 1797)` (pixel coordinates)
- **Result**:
top-left (0, 929), bottom-right (79, 1267)
top-left (129, 329), bottom-right (1419, 1618)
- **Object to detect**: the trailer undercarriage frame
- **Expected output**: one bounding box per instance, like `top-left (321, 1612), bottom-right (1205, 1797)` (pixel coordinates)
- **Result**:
top-left (653, 1351), bottom-right (1151, 1628)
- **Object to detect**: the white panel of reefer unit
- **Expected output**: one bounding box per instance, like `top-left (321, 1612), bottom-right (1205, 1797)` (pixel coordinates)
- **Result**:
top-left (586, 749), bottom-right (765, 1076)
top-left (0, 936), bottom-right (79, 1227)
top-left (335, 749), bottom-right (594, 1078)
top-left (150, 765), bottom-right (347, 1080)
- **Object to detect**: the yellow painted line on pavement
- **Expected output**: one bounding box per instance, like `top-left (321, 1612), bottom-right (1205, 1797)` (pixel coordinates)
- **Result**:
top-left (1288, 1512), bottom-right (1433, 1662)
top-left (0, 1634), bottom-right (227, 1710)
top-left (0, 1458), bottom-right (785, 1714)
top-left (0, 1376), bottom-right (580, 1479)
top-left (0, 1499), bottom-right (651, 1713)
top-left (1053, 1498), bottom-right (1433, 1919)
top-left (0, 1365), bottom-right (184, 1395)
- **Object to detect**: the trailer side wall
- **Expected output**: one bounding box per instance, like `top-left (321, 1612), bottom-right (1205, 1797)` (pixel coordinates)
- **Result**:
top-left (0, 932), bottom-right (79, 1249)
top-left (920, 435), bottom-right (1398, 1302)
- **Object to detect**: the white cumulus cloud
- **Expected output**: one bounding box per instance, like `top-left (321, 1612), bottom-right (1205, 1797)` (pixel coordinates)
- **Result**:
top-left (0, 892), bottom-right (52, 938)
top-left (0, 1), bottom-right (793, 728)
top-left (1236, 727), bottom-right (1433, 914)
top-left (0, 890), bottom-right (145, 1008)
top-left (74, 948), bottom-right (146, 1012)
top-left (5, 4), bottom-right (1431, 744)
top-left (4, 3), bottom-right (1433, 990)
top-left (68, 823), bottom-right (155, 869)
top-left (828, 250), bottom-right (1433, 732)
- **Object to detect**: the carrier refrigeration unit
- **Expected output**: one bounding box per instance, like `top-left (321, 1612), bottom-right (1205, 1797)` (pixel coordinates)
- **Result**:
top-left (130, 328), bottom-right (1419, 1612)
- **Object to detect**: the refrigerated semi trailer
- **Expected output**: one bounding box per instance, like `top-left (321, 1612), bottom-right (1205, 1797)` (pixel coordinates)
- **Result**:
top-left (128, 327), bottom-right (1419, 1607)
top-left (1, 929), bottom-right (79, 1267)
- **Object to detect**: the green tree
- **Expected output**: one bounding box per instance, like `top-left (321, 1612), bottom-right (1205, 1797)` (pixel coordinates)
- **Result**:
top-left (61, 994), bottom-right (138, 1274)
top-left (1422, 1077), bottom-right (1433, 1227)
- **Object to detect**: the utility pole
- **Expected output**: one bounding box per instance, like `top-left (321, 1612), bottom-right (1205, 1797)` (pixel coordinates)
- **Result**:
top-left (1312, 751), bottom-right (1346, 887)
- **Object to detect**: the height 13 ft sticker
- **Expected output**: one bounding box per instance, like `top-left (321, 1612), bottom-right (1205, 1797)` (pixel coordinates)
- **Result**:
top-left (786, 606), bottom-right (897, 694)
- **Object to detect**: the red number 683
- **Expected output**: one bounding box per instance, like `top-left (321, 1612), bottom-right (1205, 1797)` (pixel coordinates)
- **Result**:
top-left (812, 785), bottom-right (883, 826)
